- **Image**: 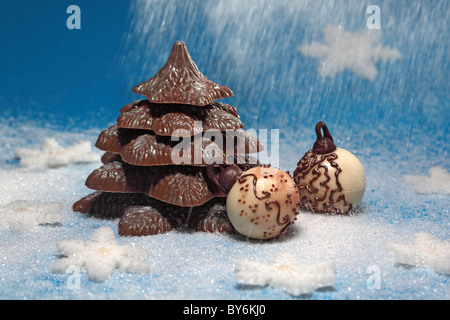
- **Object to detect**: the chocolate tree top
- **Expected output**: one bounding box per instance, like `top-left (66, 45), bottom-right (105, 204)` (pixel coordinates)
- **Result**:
top-left (132, 41), bottom-right (234, 106)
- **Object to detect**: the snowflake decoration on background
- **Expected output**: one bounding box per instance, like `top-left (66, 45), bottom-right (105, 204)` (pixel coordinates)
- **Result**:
top-left (14, 138), bottom-right (100, 168)
top-left (235, 252), bottom-right (336, 296)
top-left (403, 166), bottom-right (450, 195)
top-left (299, 25), bottom-right (401, 80)
top-left (52, 226), bottom-right (150, 282)
top-left (386, 232), bottom-right (450, 274)
top-left (0, 200), bottom-right (62, 233)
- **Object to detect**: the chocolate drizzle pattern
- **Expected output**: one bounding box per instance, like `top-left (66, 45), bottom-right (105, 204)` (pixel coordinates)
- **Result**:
top-left (238, 173), bottom-right (293, 236)
top-left (294, 150), bottom-right (352, 214)
top-left (265, 200), bottom-right (292, 235)
top-left (238, 174), bottom-right (271, 200)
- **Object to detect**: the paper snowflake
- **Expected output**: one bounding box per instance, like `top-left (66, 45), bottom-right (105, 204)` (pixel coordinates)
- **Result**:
top-left (0, 200), bottom-right (63, 233)
top-left (299, 25), bottom-right (401, 80)
top-left (386, 232), bottom-right (450, 274)
top-left (52, 226), bottom-right (151, 282)
top-left (235, 253), bottom-right (336, 296)
top-left (403, 166), bottom-right (450, 195)
top-left (14, 138), bottom-right (100, 168)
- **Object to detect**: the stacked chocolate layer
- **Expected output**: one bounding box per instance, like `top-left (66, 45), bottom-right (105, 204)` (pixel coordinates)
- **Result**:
top-left (73, 41), bottom-right (262, 236)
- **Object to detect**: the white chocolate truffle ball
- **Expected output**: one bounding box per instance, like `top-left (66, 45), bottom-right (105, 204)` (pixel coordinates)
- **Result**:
top-left (294, 147), bottom-right (366, 214)
top-left (226, 166), bottom-right (300, 240)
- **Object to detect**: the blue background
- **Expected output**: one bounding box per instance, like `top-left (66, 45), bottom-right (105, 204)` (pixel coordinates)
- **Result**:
top-left (0, 0), bottom-right (450, 139)
top-left (1, 0), bottom-right (448, 155)
top-left (0, 0), bottom-right (130, 126)
top-left (0, 0), bottom-right (448, 173)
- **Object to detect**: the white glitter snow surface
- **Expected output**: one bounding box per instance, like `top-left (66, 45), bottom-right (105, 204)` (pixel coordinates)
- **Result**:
top-left (0, 121), bottom-right (448, 300)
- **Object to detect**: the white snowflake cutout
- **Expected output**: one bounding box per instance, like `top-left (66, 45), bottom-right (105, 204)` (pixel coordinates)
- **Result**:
top-left (52, 226), bottom-right (150, 282)
top-left (386, 232), bottom-right (450, 274)
top-left (14, 138), bottom-right (100, 168)
top-left (235, 252), bottom-right (336, 295)
top-left (299, 25), bottom-right (401, 80)
top-left (0, 200), bottom-right (63, 233)
top-left (403, 166), bottom-right (450, 195)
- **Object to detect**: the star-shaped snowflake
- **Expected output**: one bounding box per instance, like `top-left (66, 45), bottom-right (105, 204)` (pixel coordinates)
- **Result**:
top-left (0, 200), bottom-right (62, 233)
top-left (299, 25), bottom-right (401, 80)
top-left (386, 232), bottom-right (450, 274)
top-left (403, 166), bottom-right (450, 195)
top-left (14, 138), bottom-right (100, 168)
top-left (235, 252), bottom-right (336, 296)
top-left (52, 226), bottom-right (150, 282)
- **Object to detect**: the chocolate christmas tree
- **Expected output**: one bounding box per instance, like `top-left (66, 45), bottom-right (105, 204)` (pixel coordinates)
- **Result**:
top-left (73, 41), bottom-right (262, 236)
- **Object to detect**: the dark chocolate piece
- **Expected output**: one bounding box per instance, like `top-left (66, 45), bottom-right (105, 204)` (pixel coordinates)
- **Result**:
top-left (193, 210), bottom-right (235, 234)
top-left (312, 121), bottom-right (336, 154)
top-left (74, 191), bottom-right (222, 218)
top-left (118, 100), bottom-right (243, 137)
top-left (96, 125), bottom-right (227, 166)
top-left (85, 161), bottom-right (224, 207)
top-left (132, 41), bottom-right (234, 106)
top-left (73, 191), bottom-right (155, 218)
top-left (96, 125), bottom-right (262, 167)
top-left (95, 125), bottom-right (146, 154)
top-left (118, 206), bottom-right (173, 236)
top-left (85, 159), bottom-right (259, 207)
top-left (74, 191), bottom-right (234, 235)
top-left (207, 163), bottom-right (243, 194)
top-left (183, 199), bottom-right (234, 234)
top-left (100, 152), bottom-right (122, 164)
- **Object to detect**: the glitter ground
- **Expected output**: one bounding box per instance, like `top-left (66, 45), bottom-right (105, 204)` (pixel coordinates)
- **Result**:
top-left (0, 122), bottom-right (448, 300)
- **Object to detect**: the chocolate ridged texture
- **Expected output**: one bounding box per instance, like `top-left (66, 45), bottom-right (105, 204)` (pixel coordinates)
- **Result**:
top-left (73, 191), bottom-right (232, 235)
top-left (96, 125), bottom-right (262, 167)
top-left (100, 151), bottom-right (122, 164)
top-left (193, 210), bottom-right (235, 234)
top-left (132, 41), bottom-right (234, 106)
top-left (99, 152), bottom-right (260, 170)
top-left (96, 125), bottom-right (226, 166)
top-left (73, 191), bottom-right (156, 219)
top-left (118, 206), bottom-right (174, 236)
top-left (85, 161), bottom-right (223, 207)
top-left (117, 100), bottom-right (243, 137)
